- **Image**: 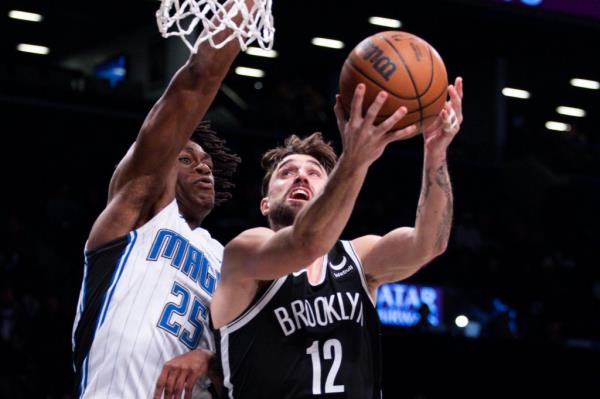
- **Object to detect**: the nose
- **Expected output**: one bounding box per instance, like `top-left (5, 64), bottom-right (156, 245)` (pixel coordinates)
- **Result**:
top-left (294, 168), bottom-right (310, 183)
top-left (195, 162), bottom-right (211, 175)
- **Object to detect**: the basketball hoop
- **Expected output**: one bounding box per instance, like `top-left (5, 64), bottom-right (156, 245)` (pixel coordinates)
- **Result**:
top-left (156, 0), bottom-right (275, 53)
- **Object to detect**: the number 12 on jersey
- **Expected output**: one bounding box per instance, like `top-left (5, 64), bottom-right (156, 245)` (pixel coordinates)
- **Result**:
top-left (306, 339), bottom-right (345, 395)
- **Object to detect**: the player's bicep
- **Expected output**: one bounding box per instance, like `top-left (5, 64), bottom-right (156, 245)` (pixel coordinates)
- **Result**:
top-left (222, 228), bottom-right (275, 279)
top-left (107, 145), bottom-right (133, 202)
top-left (131, 69), bottom-right (221, 175)
top-left (354, 228), bottom-right (430, 284)
top-left (107, 143), bottom-right (170, 205)
top-left (126, 96), bottom-right (188, 177)
top-left (88, 146), bottom-right (173, 251)
top-left (223, 227), bottom-right (313, 281)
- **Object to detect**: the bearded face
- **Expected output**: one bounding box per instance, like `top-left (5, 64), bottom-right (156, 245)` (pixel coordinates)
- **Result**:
top-left (260, 154), bottom-right (328, 231)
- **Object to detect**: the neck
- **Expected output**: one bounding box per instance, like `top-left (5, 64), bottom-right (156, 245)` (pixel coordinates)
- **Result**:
top-left (177, 200), bottom-right (208, 230)
top-left (268, 219), bottom-right (293, 232)
top-left (184, 217), bottom-right (204, 231)
top-left (269, 222), bottom-right (285, 232)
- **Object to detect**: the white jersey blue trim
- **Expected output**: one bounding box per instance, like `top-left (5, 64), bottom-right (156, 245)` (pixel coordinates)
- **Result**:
top-left (78, 230), bottom-right (137, 398)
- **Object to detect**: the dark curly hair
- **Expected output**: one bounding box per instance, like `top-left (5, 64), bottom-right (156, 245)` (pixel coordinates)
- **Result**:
top-left (191, 122), bottom-right (241, 206)
top-left (261, 132), bottom-right (337, 196)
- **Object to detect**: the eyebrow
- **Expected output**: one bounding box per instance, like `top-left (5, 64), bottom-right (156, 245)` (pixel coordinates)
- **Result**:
top-left (277, 158), bottom-right (325, 172)
top-left (182, 147), bottom-right (212, 162)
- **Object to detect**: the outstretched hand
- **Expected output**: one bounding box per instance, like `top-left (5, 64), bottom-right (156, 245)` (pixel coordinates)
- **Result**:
top-left (422, 77), bottom-right (464, 157)
top-left (334, 84), bottom-right (418, 167)
top-left (154, 348), bottom-right (213, 399)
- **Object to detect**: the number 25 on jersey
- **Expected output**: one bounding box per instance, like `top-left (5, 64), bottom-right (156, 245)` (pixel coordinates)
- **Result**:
top-left (157, 282), bottom-right (207, 349)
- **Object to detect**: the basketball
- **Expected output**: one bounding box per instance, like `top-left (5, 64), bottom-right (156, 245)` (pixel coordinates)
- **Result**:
top-left (339, 31), bottom-right (448, 134)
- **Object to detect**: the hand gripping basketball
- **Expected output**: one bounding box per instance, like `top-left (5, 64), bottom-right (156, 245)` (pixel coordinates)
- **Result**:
top-left (334, 83), bottom-right (418, 167)
top-left (423, 77), bottom-right (464, 155)
top-left (339, 31), bottom-right (448, 135)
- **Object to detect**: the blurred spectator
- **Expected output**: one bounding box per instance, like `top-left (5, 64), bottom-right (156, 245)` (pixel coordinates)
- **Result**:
top-left (410, 303), bottom-right (444, 335)
top-left (0, 286), bottom-right (20, 345)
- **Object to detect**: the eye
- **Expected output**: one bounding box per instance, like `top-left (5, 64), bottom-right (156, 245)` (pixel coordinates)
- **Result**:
top-left (280, 168), bottom-right (294, 177)
top-left (179, 156), bottom-right (192, 165)
top-left (309, 170), bottom-right (321, 177)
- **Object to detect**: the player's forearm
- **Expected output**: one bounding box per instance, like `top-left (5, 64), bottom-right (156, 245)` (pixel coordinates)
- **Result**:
top-left (160, 0), bottom-right (248, 104)
top-left (413, 151), bottom-right (453, 257)
top-left (131, 0), bottom-right (247, 177)
top-left (292, 155), bottom-right (369, 257)
top-left (182, 0), bottom-right (249, 87)
top-left (185, 0), bottom-right (259, 78)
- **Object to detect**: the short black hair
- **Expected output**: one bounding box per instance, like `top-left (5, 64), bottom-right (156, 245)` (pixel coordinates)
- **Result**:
top-left (191, 122), bottom-right (241, 206)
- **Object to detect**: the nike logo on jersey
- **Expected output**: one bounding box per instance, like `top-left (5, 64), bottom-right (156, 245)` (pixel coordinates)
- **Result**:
top-left (274, 292), bottom-right (364, 336)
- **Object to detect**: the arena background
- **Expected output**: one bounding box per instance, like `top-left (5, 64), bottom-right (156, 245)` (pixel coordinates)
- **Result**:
top-left (1, 0), bottom-right (599, 397)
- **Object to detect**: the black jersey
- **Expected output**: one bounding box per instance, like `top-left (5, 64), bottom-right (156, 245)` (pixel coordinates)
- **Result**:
top-left (215, 240), bottom-right (382, 399)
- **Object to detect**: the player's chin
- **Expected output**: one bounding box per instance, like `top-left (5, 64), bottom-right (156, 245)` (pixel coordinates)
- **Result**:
top-left (195, 192), bottom-right (216, 211)
top-left (287, 198), bottom-right (309, 207)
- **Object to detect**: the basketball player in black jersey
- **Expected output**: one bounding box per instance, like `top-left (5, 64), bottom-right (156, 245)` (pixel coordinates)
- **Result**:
top-left (211, 77), bottom-right (463, 398)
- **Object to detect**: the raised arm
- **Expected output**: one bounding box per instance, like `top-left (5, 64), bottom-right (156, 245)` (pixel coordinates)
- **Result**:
top-left (108, 27), bottom-right (241, 200)
top-left (87, 1), bottom-right (249, 250)
top-left (355, 77), bottom-right (464, 288)
top-left (225, 85), bottom-right (418, 282)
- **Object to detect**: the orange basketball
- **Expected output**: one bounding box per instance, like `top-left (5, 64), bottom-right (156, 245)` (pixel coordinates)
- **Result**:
top-left (339, 31), bottom-right (448, 135)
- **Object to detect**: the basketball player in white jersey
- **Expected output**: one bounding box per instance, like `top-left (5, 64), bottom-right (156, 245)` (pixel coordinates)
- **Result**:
top-left (211, 78), bottom-right (463, 398)
top-left (71, 1), bottom-right (252, 398)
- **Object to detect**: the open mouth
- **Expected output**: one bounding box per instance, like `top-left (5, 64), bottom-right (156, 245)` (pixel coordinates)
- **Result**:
top-left (288, 187), bottom-right (311, 201)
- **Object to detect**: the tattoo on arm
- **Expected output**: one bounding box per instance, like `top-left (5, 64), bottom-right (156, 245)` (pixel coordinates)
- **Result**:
top-left (416, 159), bottom-right (453, 251)
top-left (434, 161), bottom-right (450, 190)
top-left (434, 160), bottom-right (453, 250)
top-left (416, 168), bottom-right (433, 217)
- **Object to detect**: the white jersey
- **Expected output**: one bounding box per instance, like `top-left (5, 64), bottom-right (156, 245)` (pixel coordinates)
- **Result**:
top-left (72, 200), bottom-right (222, 398)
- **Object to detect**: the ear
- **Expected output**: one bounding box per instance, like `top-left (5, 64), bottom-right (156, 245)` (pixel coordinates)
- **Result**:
top-left (260, 197), bottom-right (270, 216)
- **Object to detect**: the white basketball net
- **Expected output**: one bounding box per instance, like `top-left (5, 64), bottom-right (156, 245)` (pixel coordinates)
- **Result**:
top-left (156, 0), bottom-right (274, 53)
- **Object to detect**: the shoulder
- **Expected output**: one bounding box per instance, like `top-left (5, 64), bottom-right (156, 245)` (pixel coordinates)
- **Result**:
top-left (226, 227), bottom-right (275, 250)
top-left (87, 176), bottom-right (174, 252)
top-left (350, 235), bottom-right (382, 260)
top-left (195, 226), bottom-right (225, 251)
top-left (208, 237), bottom-right (224, 253)
top-left (222, 227), bottom-right (274, 268)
